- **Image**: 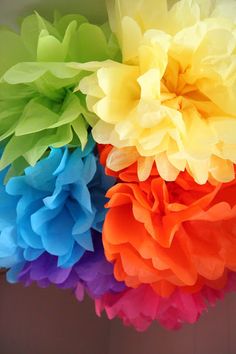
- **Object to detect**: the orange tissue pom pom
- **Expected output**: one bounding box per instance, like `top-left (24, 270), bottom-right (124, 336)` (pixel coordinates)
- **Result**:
top-left (101, 144), bottom-right (236, 296)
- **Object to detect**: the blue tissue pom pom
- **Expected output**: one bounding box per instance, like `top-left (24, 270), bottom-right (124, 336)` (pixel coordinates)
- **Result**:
top-left (0, 138), bottom-right (114, 278)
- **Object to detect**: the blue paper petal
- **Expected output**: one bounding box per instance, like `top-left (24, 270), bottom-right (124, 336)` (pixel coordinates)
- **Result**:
top-left (73, 229), bottom-right (94, 251)
top-left (0, 140), bottom-right (115, 275)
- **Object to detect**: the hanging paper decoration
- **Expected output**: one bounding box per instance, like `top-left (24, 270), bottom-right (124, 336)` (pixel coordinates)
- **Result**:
top-left (0, 0), bottom-right (236, 331)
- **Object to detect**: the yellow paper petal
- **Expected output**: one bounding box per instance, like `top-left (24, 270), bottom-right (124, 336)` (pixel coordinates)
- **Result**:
top-left (80, 0), bottom-right (236, 183)
top-left (107, 146), bottom-right (139, 171)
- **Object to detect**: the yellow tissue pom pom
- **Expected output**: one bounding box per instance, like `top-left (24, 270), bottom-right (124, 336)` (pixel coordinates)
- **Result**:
top-left (75, 0), bottom-right (236, 184)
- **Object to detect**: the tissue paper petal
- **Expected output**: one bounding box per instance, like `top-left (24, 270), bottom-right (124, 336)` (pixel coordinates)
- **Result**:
top-left (102, 156), bottom-right (236, 296)
top-left (76, 0), bottom-right (236, 183)
top-left (0, 139), bottom-right (114, 271)
top-left (17, 230), bottom-right (125, 298)
top-left (0, 12), bottom-right (118, 172)
top-left (96, 272), bottom-right (236, 331)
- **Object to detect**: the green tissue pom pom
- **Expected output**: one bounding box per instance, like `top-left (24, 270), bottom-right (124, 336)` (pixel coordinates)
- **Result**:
top-left (0, 12), bottom-right (120, 176)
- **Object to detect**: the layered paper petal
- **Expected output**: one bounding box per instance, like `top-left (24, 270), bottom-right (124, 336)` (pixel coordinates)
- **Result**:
top-left (102, 155), bottom-right (236, 296)
top-left (0, 13), bottom-right (120, 175)
top-left (0, 2), bottom-right (236, 334)
top-left (75, 0), bottom-right (236, 184)
top-left (0, 139), bottom-right (115, 273)
top-left (17, 230), bottom-right (125, 299)
top-left (96, 272), bottom-right (236, 331)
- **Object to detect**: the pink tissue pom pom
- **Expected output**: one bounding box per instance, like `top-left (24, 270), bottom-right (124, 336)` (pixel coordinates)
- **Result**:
top-left (95, 273), bottom-right (236, 331)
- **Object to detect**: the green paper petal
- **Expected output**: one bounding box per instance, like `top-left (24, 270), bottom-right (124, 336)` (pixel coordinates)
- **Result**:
top-left (49, 125), bottom-right (73, 148)
top-left (2, 62), bottom-right (80, 84)
top-left (0, 125), bottom-right (74, 170)
top-left (15, 97), bottom-right (60, 136)
top-left (23, 125), bottom-right (73, 165)
top-left (37, 29), bottom-right (66, 62)
top-left (34, 12), bottom-right (59, 38)
top-left (77, 93), bottom-right (98, 127)
top-left (0, 132), bottom-right (42, 170)
top-left (0, 83), bottom-right (35, 100)
top-left (14, 92), bottom-right (86, 136)
top-left (0, 101), bottom-right (27, 141)
top-left (76, 23), bottom-right (109, 62)
top-left (49, 93), bottom-right (83, 128)
top-left (54, 14), bottom-right (87, 36)
top-left (4, 156), bottom-right (29, 183)
top-left (0, 11), bottom-right (118, 172)
top-left (100, 22), bottom-right (121, 61)
top-left (72, 117), bottom-right (88, 150)
top-left (0, 30), bottom-right (29, 76)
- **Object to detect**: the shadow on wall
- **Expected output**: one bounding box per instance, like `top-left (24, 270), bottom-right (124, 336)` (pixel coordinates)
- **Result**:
top-left (0, 0), bottom-right (107, 28)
